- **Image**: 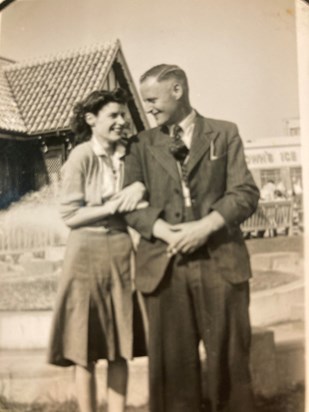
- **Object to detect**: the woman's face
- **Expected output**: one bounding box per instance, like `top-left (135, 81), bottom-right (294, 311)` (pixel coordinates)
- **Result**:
top-left (88, 102), bottom-right (127, 144)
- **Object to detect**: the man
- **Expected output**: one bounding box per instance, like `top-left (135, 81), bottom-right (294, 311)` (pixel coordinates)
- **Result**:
top-left (124, 64), bottom-right (260, 412)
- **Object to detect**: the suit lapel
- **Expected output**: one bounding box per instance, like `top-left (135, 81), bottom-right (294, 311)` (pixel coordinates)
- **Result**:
top-left (147, 129), bottom-right (180, 182)
top-left (186, 115), bottom-right (214, 176)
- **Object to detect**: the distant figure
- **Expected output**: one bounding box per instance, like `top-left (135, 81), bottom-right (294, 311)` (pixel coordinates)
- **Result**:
top-left (292, 176), bottom-right (302, 196)
top-left (260, 180), bottom-right (276, 201)
top-left (275, 180), bottom-right (286, 198)
top-left (47, 89), bottom-right (146, 412)
top-left (274, 189), bottom-right (285, 201)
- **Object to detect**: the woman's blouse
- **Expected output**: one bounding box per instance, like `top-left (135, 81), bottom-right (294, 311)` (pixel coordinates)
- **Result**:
top-left (60, 138), bottom-right (126, 228)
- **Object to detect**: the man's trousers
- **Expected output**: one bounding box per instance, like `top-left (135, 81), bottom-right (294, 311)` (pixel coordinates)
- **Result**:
top-left (144, 252), bottom-right (256, 412)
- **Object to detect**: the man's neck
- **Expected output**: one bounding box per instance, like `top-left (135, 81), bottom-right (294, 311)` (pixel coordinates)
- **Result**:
top-left (172, 103), bottom-right (192, 125)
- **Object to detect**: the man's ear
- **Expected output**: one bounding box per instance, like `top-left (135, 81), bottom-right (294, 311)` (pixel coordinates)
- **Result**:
top-left (85, 112), bottom-right (96, 127)
top-left (172, 82), bottom-right (183, 100)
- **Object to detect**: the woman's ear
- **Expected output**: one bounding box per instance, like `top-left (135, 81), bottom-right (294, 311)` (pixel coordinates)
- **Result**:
top-left (85, 112), bottom-right (96, 127)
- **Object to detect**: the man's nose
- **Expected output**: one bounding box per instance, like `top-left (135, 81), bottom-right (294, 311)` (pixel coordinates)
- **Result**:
top-left (144, 102), bottom-right (153, 114)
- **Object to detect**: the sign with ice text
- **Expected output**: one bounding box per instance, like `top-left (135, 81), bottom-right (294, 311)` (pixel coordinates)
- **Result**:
top-left (244, 146), bottom-right (301, 169)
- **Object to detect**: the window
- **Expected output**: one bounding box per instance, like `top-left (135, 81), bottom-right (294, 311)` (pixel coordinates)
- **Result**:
top-left (290, 167), bottom-right (302, 186)
top-left (44, 147), bottom-right (64, 192)
top-left (260, 169), bottom-right (281, 187)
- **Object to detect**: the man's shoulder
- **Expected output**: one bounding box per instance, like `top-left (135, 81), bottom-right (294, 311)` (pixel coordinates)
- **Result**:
top-left (200, 115), bottom-right (238, 134)
top-left (129, 128), bottom-right (160, 145)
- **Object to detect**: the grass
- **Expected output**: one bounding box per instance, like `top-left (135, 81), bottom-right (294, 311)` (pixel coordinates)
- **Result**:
top-left (250, 270), bottom-right (298, 292)
top-left (255, 384), bottom-right (305, 412)
top-left (0, 385), bottom-right (304, 412)
top-left (245, 234), bottom-right (303, 257)
top-left (0, 397), bottom-right (149, 412)
top-left (0, 274), bottom-right (58, 311)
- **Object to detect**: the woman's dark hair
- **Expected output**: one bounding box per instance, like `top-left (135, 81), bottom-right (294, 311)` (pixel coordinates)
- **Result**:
top-left (70, 88), bottom-right (129, 142)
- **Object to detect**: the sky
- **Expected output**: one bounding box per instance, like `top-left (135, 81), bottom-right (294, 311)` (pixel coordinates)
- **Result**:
top-left (0, 0), bottom-right (300, 141)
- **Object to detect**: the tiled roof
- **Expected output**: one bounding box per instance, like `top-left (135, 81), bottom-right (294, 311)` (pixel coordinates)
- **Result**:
top-left (0, 58), bottom-right (26, 133)
top-left (1, 40), bottom-right (121, 135)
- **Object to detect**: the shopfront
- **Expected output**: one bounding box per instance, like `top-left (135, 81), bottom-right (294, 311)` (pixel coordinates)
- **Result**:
top-left (242, 136), bottom-right (303, 236)
top-left (244, 136), bottom-right (302, 196)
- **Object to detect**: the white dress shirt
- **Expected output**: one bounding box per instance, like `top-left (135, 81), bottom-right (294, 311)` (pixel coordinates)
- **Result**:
top-left (169, 110), bottom-right (197, 207)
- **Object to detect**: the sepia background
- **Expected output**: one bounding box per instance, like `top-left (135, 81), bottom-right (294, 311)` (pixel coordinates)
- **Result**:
top-left (0, 0), bottom-right (308, 411)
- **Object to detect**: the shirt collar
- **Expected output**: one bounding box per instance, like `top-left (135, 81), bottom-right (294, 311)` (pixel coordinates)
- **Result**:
top-left (169, 109), bottom-right (196, 135)
top-left (178, 109), bottom-right (196, 133)
top-left (91, 136), bottom-right (126, 159)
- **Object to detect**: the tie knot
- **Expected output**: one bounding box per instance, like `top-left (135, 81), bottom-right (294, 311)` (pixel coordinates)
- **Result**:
top-left (172, 124), bottom-right (183, 139)
top-left (169, 124), bottom-right (188, 163)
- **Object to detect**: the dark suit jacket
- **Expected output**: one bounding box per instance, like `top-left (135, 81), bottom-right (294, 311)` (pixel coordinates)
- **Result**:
top-left (124, 114), bottom-right (260, 293)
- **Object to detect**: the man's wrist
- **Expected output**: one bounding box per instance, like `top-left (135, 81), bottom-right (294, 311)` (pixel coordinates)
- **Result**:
top-left (152, 218), bottom-right (170, 241)
top-left (201, 211), bottom-right (225, 234)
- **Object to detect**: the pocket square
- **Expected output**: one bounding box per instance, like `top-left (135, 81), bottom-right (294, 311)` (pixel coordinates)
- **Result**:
top-left (210, 139), bottom-right (219, 160)
top-left (210, 139), bottom-right (227, 160)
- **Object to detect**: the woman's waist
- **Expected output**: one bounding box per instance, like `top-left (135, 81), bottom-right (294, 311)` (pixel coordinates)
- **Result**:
top-left (73, 214), bottom-right (127, 234)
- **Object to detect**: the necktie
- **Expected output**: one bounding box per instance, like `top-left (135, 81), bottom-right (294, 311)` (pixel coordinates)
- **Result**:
top-left (169, 125), bottom-right (189, 183)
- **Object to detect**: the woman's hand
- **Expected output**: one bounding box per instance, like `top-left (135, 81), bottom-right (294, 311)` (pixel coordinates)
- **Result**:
top-left (111, 182), bottom-right (146, 213)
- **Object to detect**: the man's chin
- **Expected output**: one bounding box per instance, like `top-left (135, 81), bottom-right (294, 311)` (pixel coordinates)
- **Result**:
top-left (155, 119), bottom-right (169, 127)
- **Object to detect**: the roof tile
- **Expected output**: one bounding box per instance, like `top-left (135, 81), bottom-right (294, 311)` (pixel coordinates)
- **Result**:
top-left (1, 40), bottom-right (120, 135)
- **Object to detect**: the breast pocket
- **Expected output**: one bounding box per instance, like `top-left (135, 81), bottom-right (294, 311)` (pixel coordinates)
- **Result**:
top-left (210, 152), bottom-right (227, 161)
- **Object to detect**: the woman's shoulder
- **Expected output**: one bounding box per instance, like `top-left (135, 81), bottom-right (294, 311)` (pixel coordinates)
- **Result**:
top-left (66, 141), bottom-right (94, 163)
top-left (62, 141), bottom-right (95, 173)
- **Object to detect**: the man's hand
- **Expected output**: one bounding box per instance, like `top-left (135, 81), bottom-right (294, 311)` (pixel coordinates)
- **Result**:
top-left (152, 219), bottom-right (179, 244)
top-left (111, 182), bottom-right (146, 213)
top-left (166, 211), bottom-right (226, 256)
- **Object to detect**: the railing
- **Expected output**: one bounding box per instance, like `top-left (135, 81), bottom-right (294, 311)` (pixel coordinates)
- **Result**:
top-left (0, 224), bottom-right (67, 255)
top-left (241, 200), bottom-right (294, 235)
top-left (0, 212), bottom-right (68, 256)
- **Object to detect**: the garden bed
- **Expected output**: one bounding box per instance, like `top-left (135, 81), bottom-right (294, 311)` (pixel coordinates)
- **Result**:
top-left (0, 384), bottom-right (304, 412)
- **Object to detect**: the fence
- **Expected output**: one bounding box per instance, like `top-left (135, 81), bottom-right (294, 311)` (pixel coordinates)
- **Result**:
top-left (0, 225), bottom-right (67, 255)
top-left (0, 209), bottom-right (68, 256)
top-left (241, 200), bottom-right (294, 235)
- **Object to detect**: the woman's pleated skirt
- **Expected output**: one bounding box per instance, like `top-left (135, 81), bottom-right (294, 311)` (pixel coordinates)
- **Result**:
top-left (47, 227), bottom-right (140, 367)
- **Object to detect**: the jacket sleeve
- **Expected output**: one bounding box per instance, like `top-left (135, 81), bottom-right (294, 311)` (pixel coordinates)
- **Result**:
top-left (123, 135), bottom-right (163, 239)
top-left (210, 126), bottom-right (260, 227)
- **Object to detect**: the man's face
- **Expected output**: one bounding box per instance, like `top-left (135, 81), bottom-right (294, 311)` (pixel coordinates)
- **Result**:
top-left (140, 77), bottom-right (180, 126)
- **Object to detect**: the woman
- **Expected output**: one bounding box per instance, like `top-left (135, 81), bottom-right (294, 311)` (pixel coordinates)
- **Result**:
top-left (47, 88), bottom-right (146, 412)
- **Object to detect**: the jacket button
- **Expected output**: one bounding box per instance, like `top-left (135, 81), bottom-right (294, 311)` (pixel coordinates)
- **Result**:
top-left (174, 188), bottom-right (180, 194)
top-left (175, 212), bottom-right (181, 218)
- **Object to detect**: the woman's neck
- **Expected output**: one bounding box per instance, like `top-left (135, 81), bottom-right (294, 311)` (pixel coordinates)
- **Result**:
top-left (93, 134), bottom-right (115, 155)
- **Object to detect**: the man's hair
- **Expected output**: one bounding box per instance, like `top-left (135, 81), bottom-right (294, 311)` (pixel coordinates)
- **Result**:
top-left (140, 64), bottom-right (189, 93)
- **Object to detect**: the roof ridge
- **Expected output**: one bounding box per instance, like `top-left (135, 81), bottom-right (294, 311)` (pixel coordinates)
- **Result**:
top-left (3, 39), bottom-right (120, 72)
